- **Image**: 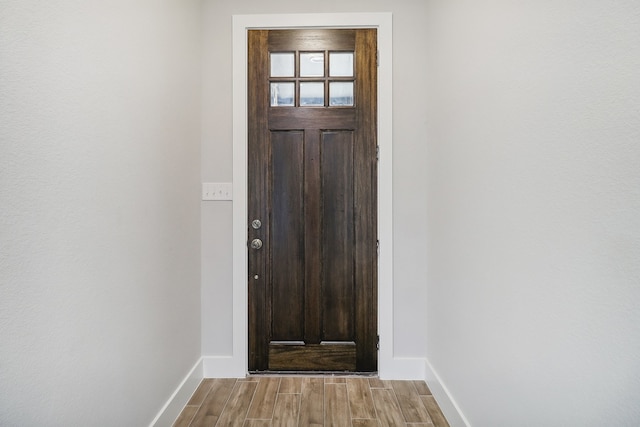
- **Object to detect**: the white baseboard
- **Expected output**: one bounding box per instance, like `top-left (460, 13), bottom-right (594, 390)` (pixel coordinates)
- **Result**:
top-left (149, 357), bottom-right (204, 427)
top-left (424, 359), bottom-right (471, 427)
top-left (203, 355), bottom-right (246, 378)
top-left (379, 356), bottom-right (426, 380)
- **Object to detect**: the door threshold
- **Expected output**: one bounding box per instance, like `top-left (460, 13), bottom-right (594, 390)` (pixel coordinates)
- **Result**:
top-left (248, 371), bottom-right (378, 377)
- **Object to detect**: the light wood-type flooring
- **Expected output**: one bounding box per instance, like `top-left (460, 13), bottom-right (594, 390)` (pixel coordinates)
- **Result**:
top-left (173, 376), bottom-right (450, 427)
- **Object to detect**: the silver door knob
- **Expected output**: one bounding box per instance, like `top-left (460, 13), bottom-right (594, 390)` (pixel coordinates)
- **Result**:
top-left (250, 238), bottom-right (263, 250)
top-left (251, 219), bottom-right (262, 229)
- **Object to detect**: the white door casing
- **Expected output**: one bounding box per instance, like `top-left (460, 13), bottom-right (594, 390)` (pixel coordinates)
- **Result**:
top-left (204, 12), bottom-right (420, 379)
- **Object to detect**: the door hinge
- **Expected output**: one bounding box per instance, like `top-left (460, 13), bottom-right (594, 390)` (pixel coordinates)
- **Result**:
top-left (376, 50), bottom-right (379, 67)
top-left (376, 240), bottom-right (380, 256)
top-left (377, 335), bottom-right (380, 350)
top-left (376, 145), bottom-right (380, 161)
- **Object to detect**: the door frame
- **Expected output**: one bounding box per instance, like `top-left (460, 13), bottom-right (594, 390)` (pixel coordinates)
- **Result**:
top-left (231, 13), bottom-right (396, 378)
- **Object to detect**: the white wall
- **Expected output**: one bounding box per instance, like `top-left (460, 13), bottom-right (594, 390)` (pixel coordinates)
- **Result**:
top-left (201, 0), bottom-right (430, 363)
top-left (0, 1), bottom-right (202, 425)
top-left (424, 1), bottom-right (640, 426)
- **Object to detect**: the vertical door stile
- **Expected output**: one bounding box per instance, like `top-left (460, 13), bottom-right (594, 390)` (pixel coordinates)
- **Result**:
top-left (354, 29), bottom-right (378, 372)
top-left (304, 129), bottom-right (322, 345)
top-left (248, 30), bottom-right (269, 371)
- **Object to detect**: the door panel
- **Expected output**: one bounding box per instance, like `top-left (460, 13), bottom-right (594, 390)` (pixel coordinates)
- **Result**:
top-left (322, 131), bottom-right (355, 342)
top-left (271, 131), bottom-right (305, 340)
top-left (248, 29), bottom-right (377, 372)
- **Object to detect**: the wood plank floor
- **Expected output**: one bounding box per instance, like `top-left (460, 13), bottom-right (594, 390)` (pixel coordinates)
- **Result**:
top-left (173, 377), bottom-right (450, 427)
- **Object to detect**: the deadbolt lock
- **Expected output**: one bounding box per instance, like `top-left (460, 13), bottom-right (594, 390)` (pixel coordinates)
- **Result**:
top-left (251, 219), bottom-right (262, 229)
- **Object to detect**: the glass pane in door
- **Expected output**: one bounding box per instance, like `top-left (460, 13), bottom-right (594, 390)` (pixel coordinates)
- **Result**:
top-left (329, 82), bottom-right (354, 106)
top-left (300, 82), bottom-right (324, 106)
top-left (271, 82), bottom-right (295, 106)
top-left (300, 52), bottom-right (324, 77)
top-left (270, 53), bottom-right (295, 77)
top-left (329, 52), bottom-right (354, 77)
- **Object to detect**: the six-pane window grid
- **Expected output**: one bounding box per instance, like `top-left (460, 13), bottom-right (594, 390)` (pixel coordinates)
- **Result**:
top-left (270, 52), bottom-right (355, 107)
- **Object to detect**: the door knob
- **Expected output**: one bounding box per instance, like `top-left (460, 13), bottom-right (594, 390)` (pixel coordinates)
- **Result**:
top-left (251, 219), bottom-right (262, 229)
top-left (250, 238), bottom-right (263, 250)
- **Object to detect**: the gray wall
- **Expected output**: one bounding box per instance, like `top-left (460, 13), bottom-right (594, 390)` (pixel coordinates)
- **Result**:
top-left (424, 1), bottom-right (640, 425)
top-left (0, 1), bottom-right (202, 425)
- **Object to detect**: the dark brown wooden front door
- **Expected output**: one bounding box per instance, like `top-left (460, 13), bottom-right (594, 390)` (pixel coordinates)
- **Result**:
top-left (248, 29), bottom-right (377, 372)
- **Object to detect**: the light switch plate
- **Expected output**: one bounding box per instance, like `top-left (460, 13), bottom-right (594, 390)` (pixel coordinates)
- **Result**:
top-left (202, 182), bottom-right (233, 201)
